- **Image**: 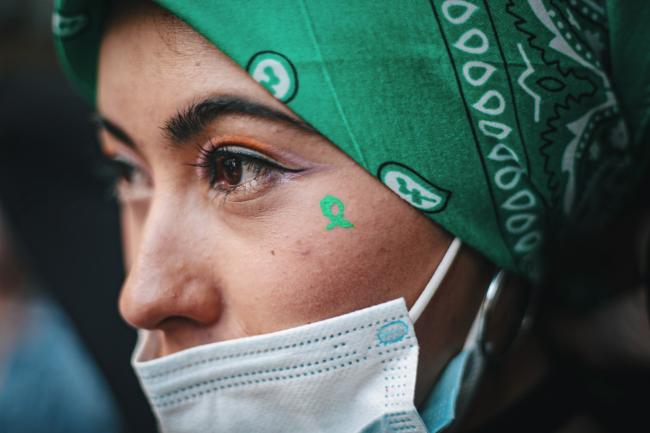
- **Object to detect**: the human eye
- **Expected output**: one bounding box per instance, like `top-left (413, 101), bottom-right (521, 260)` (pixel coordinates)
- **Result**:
top-left (99, 152), bottom-right (152, 202)
top-left (195, 139), bottom-right (304, 201)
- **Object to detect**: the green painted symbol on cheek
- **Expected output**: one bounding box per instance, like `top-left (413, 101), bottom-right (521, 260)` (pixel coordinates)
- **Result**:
top-left (320, 195), bottom-right (355, 231)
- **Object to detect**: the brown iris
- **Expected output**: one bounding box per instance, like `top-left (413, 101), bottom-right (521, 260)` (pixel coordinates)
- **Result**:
top-left (214, 155), bottom-right (243, 186)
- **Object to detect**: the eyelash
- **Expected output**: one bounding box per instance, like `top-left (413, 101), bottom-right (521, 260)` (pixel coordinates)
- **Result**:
top-left (102, 156), bottom-right (137, 183)
top-left (194, 143), bottom-right (302, 196)
top-left (97, 154), bottom-right (151, 201)
top-left (98, 142), bottom-right (302, 202)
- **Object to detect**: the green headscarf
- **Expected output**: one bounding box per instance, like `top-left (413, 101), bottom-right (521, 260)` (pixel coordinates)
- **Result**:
top-left (53, 0), bottom-right (650, 282)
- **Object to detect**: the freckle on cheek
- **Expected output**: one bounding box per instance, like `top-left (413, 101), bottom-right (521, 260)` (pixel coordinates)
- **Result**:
top-left (270, 250), bottom-right (275, 256)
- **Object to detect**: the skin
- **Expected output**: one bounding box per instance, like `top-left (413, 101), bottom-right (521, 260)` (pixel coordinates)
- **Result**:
top-left (97, 2), bottom-right (495, 408)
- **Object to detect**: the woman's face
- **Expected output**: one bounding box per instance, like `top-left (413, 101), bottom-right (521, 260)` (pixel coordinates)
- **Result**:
top-left (97, 5), bottom-right (466, 359)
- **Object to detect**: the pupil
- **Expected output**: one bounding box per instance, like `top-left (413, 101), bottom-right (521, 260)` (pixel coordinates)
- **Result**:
top-left (218, 156), bottom-right (242, 185)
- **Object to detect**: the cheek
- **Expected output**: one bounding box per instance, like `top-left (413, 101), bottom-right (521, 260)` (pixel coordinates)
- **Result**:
top-left (220, 169), bottom-right (443, 333)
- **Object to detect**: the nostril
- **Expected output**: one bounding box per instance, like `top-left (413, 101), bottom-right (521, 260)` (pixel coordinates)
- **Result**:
top-left (157, 316), bottom-right (200, 333)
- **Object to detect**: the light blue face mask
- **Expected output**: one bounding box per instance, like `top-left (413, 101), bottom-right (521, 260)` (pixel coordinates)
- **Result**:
top-left (418, 351), bottom-right (475, 433)
top-left (364, 272), bottom-right (509, 433)
top-left (358, 349), bottom-right (473, 433)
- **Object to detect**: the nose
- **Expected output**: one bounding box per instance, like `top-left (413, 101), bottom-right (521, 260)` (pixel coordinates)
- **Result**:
top-left (118, 199), bottom-right (222, 333)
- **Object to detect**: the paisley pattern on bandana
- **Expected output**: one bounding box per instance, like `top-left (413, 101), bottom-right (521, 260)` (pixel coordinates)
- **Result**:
top-left (429, 0), bottom-right (639, 276)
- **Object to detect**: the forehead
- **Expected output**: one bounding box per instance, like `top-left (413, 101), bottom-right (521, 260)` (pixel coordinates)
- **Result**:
top-left (103, 1), bottom-right (213, 57)
top-left (96, 2), bottom-right (284, 143)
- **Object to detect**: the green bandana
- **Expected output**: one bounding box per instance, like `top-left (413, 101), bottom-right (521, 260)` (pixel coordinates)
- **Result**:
top-left (53, 0), bottom-right (650, 281)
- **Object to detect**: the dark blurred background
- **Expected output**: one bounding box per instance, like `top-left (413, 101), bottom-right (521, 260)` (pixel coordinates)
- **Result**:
top-left (1, 2), bottom-right (649, 433)
top-left (0, 1), bottom-right (156, 432)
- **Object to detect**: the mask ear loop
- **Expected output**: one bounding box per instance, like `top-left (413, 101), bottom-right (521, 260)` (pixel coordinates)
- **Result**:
top-left (409, 237), bottom-right (463, 323)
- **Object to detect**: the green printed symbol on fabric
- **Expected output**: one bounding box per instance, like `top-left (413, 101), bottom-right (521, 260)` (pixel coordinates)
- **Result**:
top-left (378, 162), bottom-right (450, 213)
top-left (246, 51), bottom-right (298, 102)
top-left (320, 195), bottom-right (355, 231)
top-left (51, 12), bottom-right (88, 38)
top-left (260, 66), bottom-right (280, 94)
top-left (396, 177), bottom-right (425, 205)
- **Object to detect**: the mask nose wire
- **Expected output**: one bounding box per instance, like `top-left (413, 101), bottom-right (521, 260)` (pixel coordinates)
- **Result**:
top-left (409, 237), bottom-right (463, 323)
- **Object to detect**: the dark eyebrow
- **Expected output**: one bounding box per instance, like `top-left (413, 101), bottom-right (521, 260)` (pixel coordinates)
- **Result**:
top-left (163, 95), bottom-right (318, 144)
top-left (94, 114), bottom-right (136, 148)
